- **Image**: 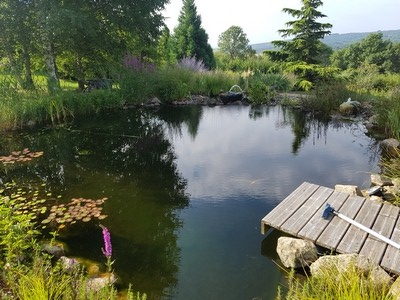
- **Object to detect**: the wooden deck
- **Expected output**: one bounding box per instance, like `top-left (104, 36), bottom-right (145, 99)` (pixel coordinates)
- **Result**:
top-left (261, 182), bottom-right (400, 275)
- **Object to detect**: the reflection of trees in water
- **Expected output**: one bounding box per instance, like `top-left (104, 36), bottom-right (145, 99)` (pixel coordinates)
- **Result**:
top-left (254, 105), bottom-right (380, 159)
top-left (0, 110), bottom-right (189, 299)
top-left (155, 106), bottom-right (203, 140)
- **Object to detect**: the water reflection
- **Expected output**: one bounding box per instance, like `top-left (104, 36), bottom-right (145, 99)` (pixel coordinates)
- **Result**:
top-left (0, 105), bottom-right (379, 300)
top-left (0, 110), bottom-right (189, 298)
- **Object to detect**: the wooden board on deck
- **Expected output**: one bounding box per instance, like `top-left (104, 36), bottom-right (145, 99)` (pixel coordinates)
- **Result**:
top-left (261, 182), bottom-right (400, 275)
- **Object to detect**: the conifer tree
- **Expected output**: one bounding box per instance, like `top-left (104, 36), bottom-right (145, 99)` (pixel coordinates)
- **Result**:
top-left (269, 0), bottom-right (332, 64)
top-left (173, 0), bottom-right (215, 69)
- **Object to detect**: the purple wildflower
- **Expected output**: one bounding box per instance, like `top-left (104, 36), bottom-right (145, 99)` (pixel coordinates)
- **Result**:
top-left (123, 54), bottom-right (156, 72)
top-left (100, 225), bottom-right (112, 258)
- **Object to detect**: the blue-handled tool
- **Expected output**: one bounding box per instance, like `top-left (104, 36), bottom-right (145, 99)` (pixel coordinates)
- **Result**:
top-left (322, 203), bottom-right (400, 249)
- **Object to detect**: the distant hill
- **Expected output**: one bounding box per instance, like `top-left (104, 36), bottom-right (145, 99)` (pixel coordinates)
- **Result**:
top-left (251, 29), bottom-right (400, 53)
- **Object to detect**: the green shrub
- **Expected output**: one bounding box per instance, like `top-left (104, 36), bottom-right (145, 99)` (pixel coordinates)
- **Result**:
top-left (194, 70), bottom-right (239, 96)
top-left (154, 67), bottom-right (192, 102)
top-left (119, 70), bottom-right (156, 104)
top-left (300, 80), bottom-right (350, 114)
top-left (247, 72), bottom-right (292, 104)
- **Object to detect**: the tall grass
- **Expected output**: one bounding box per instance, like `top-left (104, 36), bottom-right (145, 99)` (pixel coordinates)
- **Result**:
top-left (301, 80), bottom-right (350, 114)
top-left (277, 267), bottom-right (393, 300)
top-left (119, 66), bottom-right (239, 103)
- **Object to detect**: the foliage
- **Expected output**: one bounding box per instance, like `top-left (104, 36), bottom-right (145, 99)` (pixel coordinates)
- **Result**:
top-left (247, 72), bottom-right (292, 104)
top-left (330, 33), bottom-right (400, 73)
top-left (119, 64), bottom-right (239, 103)
top-left (153, 67), bottom-right (192, 102)
top-left (0, 181), bottom-right (146, 299)
top-left (0, 195), bottom-right (39, 267)
top-left (0, 0), bottom-right (169, 92)
top-left (283, 62), bottom-right (341, 91)
top-left (277, 267), bottom-right (392, 300)
top-left (177, 56), bottom-right (207, 72)
top-left (268, 0), bottom-right (332, 64)
top-left (215, 52), bottom-right (275, 73)
top-left (217, 26), bottom-right (255, 59)
top-left (172, 0), bottom-right (215, 69)
top-left (301, 80), bottom-right (349, 114)
top-left (373, 88), bottom-right (400, 140)
top-left (156, 27), bottom-right (176, 66)
top-left (0, 80), bottom-right (122, 131)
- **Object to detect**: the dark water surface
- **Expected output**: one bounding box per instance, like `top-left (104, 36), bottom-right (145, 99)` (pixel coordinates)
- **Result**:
top-left (0, 105), bottom-right (379, 299)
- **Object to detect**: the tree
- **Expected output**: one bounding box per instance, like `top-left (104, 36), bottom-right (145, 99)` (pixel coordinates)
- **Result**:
top-left (0, 0), bottom-right (169, 92)
top-left (0, 0), bottom-right (36, 89)
top-left (217, 26), bottom-right (254, 59)
top-left (173, 0), bottom-right (215, 69)
top-left (268, 0), bottom-right (332, 64)
top-left (330, 33), bottom-right (400, 73)
top-left (156, 26), bottom-right (176, 65)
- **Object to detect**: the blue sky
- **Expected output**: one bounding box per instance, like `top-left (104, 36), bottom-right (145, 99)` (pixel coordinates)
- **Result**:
top-left (163, 0), bottom-right (399, 47)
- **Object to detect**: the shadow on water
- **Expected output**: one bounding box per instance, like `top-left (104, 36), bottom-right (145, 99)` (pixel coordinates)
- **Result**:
top-left (0, 105), bottom-right (380, 299)
top-left (0, 109), bottom-right (191, 298)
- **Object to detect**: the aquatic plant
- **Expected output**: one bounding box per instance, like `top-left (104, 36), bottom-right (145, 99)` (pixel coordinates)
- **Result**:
top-left (0, 148), bottom-right (44, 165)
top-left (100, 225), bottom-right (113, 273)
top-left (0, 181), bottom-right (49, 224)
top-left (41, 197), bottom-right (108, 228)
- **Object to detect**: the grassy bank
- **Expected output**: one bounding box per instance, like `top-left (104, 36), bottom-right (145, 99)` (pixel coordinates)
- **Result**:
top-left (277, 268), bottom-right (393, 300)
top-left (1, 68), bottom-right (400, 141)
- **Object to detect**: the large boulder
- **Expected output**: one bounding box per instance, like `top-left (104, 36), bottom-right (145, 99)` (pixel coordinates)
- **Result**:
top-left (276, 237), bottom-right (318, 268)
top-left (371, 173), bottom-right (393, 186)
top-left (381, 138), bottom-right (400, 158)
top-left (86, 272), bottom-right (117, 292)
top-left (310, 253), bottom-right (392, 289)
top-left (339, 99), bottom-right (361, 115)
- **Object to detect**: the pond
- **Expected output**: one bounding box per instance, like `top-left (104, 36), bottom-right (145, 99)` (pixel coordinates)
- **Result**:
top-left (0, 105), bottom-right (380, 299)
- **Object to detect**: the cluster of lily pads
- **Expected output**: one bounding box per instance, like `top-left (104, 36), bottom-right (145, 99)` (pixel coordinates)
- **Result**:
top-left (0, 148), bottom-right (44, 164)
top-left (5, 185), bottom-right (48, 220)
top-left (41, 197), bottom-right (108, 228)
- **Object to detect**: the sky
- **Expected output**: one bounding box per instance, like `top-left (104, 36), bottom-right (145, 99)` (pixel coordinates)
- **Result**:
top-left (163, 0), bottom-right (400, 48)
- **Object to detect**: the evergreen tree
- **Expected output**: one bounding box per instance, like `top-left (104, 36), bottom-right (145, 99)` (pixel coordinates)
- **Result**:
top-left (173, 0), bottom-right (215, 69)
top-left (157, 26), bottom-right (176, 65)
top-left (268, 0), bottom-right (332, 64)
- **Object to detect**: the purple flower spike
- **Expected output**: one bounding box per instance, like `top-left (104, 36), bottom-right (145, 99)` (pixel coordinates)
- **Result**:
top-left (100, 225), bottom-right (112, 258)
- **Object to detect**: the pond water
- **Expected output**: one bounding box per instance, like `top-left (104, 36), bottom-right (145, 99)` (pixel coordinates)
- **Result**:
top-left (0, 105), bottom-right (380, 299)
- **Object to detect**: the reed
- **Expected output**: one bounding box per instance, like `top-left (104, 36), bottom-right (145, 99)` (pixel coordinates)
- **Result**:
top-left (277, 267), bottom-right (392, 300)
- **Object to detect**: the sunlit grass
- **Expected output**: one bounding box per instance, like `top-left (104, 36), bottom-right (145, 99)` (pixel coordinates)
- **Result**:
top-left (277, 267), bottom-right (393, 300)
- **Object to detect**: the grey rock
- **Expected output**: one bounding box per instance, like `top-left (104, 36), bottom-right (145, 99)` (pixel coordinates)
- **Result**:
top-left (335, 184), bottom-right (364, 197)
top-left (310, 253), bottom-right (392, 289)
top-left (276, 237), bottom-right (318, 268)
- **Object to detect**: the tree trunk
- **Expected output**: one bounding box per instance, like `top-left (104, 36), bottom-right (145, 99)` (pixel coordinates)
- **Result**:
top-left (42, 40), bottom-right (60, 94)
top-left (36, 0), bottom-right (60, 94)
top-left (76, 54), bottom-right (86, 91)
top-left (22, 44), bottom-right (35, 89)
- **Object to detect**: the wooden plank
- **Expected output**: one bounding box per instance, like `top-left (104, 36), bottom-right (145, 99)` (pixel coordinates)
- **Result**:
top-left (297, 190), bottom-right (349, 242)
top-left (381, 213), bottom-right (400, 274)
top-left (316, 195), bottom-right (365, 250)
top-left (280, 186), bottom-right (333, 236)
top-left (261, 182), bottom-right (319, 232)
top-left (359, 203), bottom-right (399, 265)
top-left (336, 200), bottom-right (382, 254)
